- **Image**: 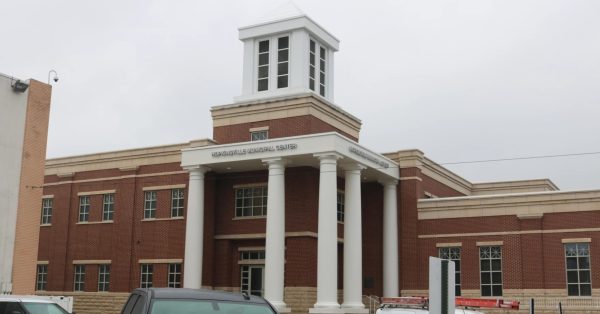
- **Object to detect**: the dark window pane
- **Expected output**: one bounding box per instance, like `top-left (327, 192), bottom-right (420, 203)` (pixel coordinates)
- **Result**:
top-left (454, 260), bottom-right (460, 270)
top-left (278, 50), bottom-right (288, 62)
top-left (456, 286), bottom-right (461, 297)
top-left (259, 40), bottom-right (269, 53)
top-left (310, 40), bottom-right (315, 51)
top-left (491, 259), bottom-right (501, 271)
top-left (481, 285), bottom-right (491, 296)
top-left (492, 285), bottom-right (502, 296)
top-left (320, 47), bottom-right (325, 58)
top-left (258, 79), bottom-right (268, 91)
top-left (579, 270), bottom-right (591, 283)
top-left (320, 60), bottom-right (325, 71)
top-left (310, 54), bottom-right (315, 64)
top-left (258, 66), bottom-right (269, 79)
top-left (578, 257), bottom-right (590, 269)
top-left (259, 53), bottom-right (269, 65)
top-left (566, 257), bottom-right (578, 269)
top-left (481, 272), bottom-right (491, 284)
top-left (580, 284), bottom-right (592, 296)
top-left (309, 67), bottom-right (315, 77)
top-left (481, 260), bottom-right (490, 271)
top-left (277, 76), bottom-right (288, 88)
top-left (320, 85), bottom-right (325, 96)
top-left (568, 284), bottom-right (579, 296)
top-left (309, 79), bottom-right (315, 90)
top-left (567, 270), bottom-right (578, 283)
top-left (455, 273), bottom-right (460, 284)
top-left (278, 62), bottom-right (288, 75)
top-left (492, 272), bottom-right (502, 284)
top-left (320, 72), bottom-right (325, 83)
top-left (565, 243), bottom-right (577, 256)
top-left (278, 37), bottom-right (289, 49)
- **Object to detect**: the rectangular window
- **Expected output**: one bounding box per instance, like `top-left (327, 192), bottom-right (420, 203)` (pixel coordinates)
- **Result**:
top-left (235, 186), bottom-right (268, 217)
top-left (337, 191), bottom-right (344, 223)
top-left (439, 247), bottom-right (461, 296)
top-left (98, 264), bottom-right (110, 292)
top-left (78, 196), bottom-right (90, 222)
top-left (309, 40), bottom-right (316, 91)
top-left (277, 36), bottom-right (289, 88)
top-left (73, 265), bottom-right (85, 292)
top-left (144, 191), bottom-right (157, 219)
top-left (41, 198), bottom-right (53, 225)
top-left (36, 265), bottom-right (48, 291)
top-left (257, 40), bottom-right (269, 91)
top-left (565, 243), bottom-right (591, 296)
top-left (168, 263), bottom-right (182, 288)
top-left (171, 189), bottom-right (185, 218)
top-left (140, 264), bottom-right (153, 288)
top-left (103, 193), bottom-right (115, 221)
top-left (319, 46), bottom-right (326, 96)
top-left (480, 246), bottom-right (502, 296)
top-left (240, 251), bottom-right (266, 260)
top-left (250, 130), bottom-right (268, 141)
top-left (240, 250), bottom-right (265, 297)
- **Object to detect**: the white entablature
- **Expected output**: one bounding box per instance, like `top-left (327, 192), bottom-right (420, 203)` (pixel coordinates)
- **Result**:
top-left (236, 3), bottom-right (339, 104)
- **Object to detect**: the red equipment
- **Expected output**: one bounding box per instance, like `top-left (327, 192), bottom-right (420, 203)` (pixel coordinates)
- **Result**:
top-left (380, 297), bottom-right (520, 310)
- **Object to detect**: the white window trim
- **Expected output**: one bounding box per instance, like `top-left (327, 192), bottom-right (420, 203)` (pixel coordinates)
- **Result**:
top-left (309, 37), bottom-right (328, 97)
top-left (255, 34), bottom-right (291, 93)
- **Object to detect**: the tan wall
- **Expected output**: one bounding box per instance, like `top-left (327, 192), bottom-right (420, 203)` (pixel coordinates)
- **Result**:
top-left (12, 80), bottom-right (52, 293)
top-left (38, 291), bottom-right (130, 314)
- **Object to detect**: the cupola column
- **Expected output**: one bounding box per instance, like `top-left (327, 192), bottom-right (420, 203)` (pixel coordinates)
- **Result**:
top-left (312, 153), bottom-right (343, 310)
top-left (183, 165), bottom-right (209, 289)
top-left (263, 158), bottom-right (291, 312)
top-left (381, 179), bottom-right (399, 297)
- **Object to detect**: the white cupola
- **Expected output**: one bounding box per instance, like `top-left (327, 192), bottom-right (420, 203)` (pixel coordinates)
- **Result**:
top-left (235, 3), bottom-right (339, 103)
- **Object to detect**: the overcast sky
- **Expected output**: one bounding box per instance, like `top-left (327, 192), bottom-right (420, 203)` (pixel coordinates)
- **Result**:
top-left (2, 0), bottom-right (599, 190)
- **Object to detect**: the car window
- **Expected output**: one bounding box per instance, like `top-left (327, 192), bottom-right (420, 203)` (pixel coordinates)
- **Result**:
top-left (122, 295), bottom-right (140, 314)
top-left (150, 300), bottom-right (276, 314)
top-left (20, 303), bottom-right (68, 314)
top-left (2, 302), bottom-right (25, 314)
top-left (131, 295), bottom-right (146, 314)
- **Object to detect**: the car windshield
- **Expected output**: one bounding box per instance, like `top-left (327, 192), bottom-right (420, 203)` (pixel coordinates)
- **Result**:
top-left (150, 299), bottom-right (276, 314)
top-left (20, 302), bottom-right (69, 314)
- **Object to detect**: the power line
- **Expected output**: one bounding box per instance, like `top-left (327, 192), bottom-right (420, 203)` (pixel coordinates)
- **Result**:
top-left (439, 151), bottom-right (600, 166)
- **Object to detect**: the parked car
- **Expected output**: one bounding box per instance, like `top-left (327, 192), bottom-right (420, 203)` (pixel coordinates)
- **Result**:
top-left (120, 288), bottom-right (278, 314)
top-left (0, 296), bottom-right (70, 314)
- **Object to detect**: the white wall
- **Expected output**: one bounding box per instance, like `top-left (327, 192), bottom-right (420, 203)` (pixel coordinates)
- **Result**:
top-left (0, 74), bottom-right (29, 294)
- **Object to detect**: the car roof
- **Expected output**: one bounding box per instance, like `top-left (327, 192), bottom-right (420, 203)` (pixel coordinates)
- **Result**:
top-left (134, 288), bottom-right (270, 305)
top-left (0, 296), bottom-right (55, 304)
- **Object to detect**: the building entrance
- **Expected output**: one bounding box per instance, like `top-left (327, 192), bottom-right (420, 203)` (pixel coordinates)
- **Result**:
top-left (241, 265), bottom-right (264, 297)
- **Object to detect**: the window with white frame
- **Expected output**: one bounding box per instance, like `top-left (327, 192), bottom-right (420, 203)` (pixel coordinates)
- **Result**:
top-left (41, 198), bottom-right (53, 225)
top-left (277, 36), bottom-right (289, 88)
top-left (74, 265), bottom-right (85, 291)
top-left (309, 39), bottom-right (327, 97)
top-left (250, 130), bottom-right (268, 141)
top-left (103, 193), bottom-right (115, 221)
top-left (36, 264), bottom-right (48, 291)
top-left (565, 242), bottom-right (591, 296)
top-left (171, 189), bottom-right (184, 218)
top-left (480, 246), bottom-right (502, 296)
top-left (257, 40), bottom-right (269, 91)
top-left (235, 186), bottom-right (268, 217)
top-left (337, 191), bottom-right (344, 223)
top-left (98, 264), bottom-right (110, 292)
top-left (140, 264), bottom-right (153, 288)
top-left (168, 263), bottom-right (182, 288)
top-left (439, 247), bottom-right (461, 296)
top-left (78, 196), bottom-right (90, 222)
top-left (144, 191), bottom-right (157, 219)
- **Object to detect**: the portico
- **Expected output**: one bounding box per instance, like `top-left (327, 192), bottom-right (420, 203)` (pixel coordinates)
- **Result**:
top-left (181, 132), bottom-right (399, 313)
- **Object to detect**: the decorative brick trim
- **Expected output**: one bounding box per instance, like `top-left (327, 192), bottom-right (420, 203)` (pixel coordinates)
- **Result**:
top-left (72, 260), bottom-right (111, 264)
top-left (562, 238), bottom-right (591, 243)
top-left (77, 190), bottom-right (116, 196)
top-left (436, 242), bottom-right (462, 248)
top-left (476, 241), bottom-right (503, 246)
top-left (138, 259), bottom-right (183, 264)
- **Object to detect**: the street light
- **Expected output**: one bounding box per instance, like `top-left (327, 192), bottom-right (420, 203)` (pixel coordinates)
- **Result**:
top-left (48, 70), bottom-right (59, 84)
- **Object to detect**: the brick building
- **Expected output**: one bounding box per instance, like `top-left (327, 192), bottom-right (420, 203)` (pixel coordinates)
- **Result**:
top-left (35, 7), bottom-right (600, 314)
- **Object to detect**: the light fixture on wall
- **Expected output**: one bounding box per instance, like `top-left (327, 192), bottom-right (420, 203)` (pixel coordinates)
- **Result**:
top-left (11, 79), bottom-right (29, 93)
top-left (48, 70), bottom-right (59, 84)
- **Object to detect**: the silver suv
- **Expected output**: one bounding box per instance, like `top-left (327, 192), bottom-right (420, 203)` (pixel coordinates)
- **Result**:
top-left (0, 296), bottom-right (69, 314)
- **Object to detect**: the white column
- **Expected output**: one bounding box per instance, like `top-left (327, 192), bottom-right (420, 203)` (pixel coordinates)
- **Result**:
top-left (342, 164), bottom-right (366, 308)
top-left (263, 158), bottom-right (289, 311)
top-left (183, 165), bottom-right (209, 289)
top-left (314, 153), bottom-right (342, 309)
top-left (382, 180), bottom-right (399, 297)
